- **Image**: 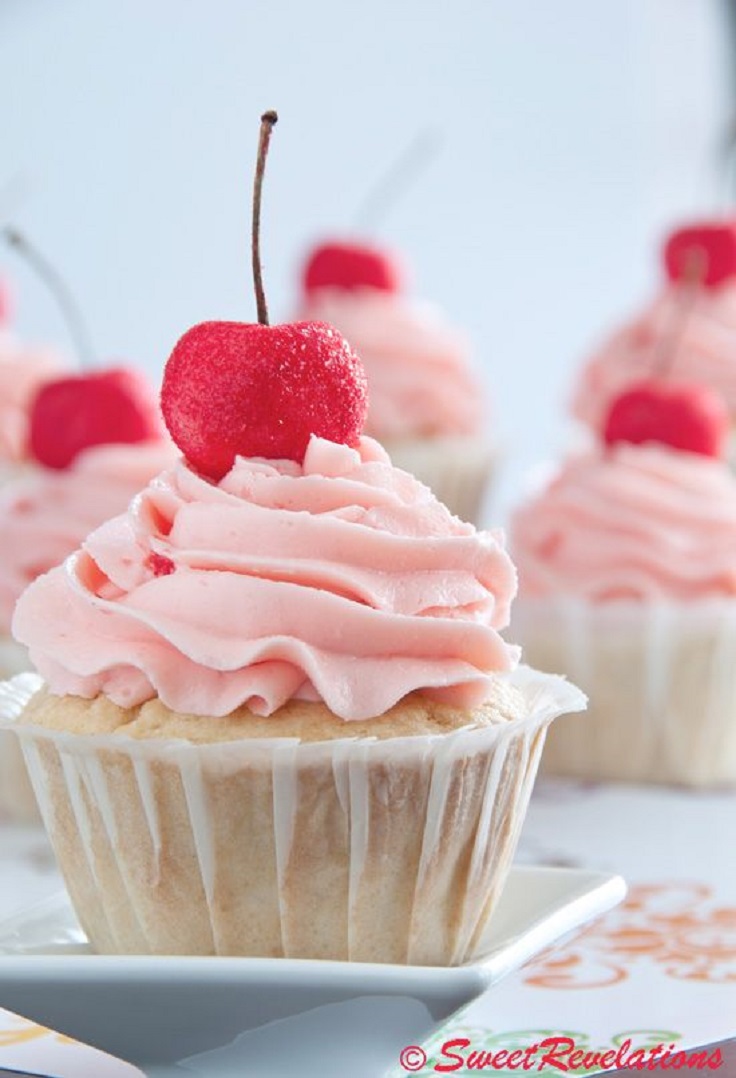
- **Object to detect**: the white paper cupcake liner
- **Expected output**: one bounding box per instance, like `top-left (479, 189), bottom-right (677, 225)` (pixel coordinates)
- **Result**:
top-left (0, 646), bottom-right (39, 823)
top-left (0, 667), bottom-right (583, 964)
top-left (512, 597), bottom-right (736, 786)
top-left (382, 435), bottom-right (498, 525)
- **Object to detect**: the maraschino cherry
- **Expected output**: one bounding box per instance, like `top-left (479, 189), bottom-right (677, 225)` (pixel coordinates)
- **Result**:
top-left (161, 111), bottom-right (369, 480)
top-left (663, 221), bottom-right (736, 289)
top-left (302, 240), bottom-right (402, 295)
top-left (603, 379), bottom-right (728, 458)
top-left (30, 368), bottom-right (165, 470)
top-left (3, 227), bottom-right (164, 470)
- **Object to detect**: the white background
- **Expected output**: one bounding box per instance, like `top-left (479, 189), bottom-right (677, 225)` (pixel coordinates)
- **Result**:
top-left (0, 0), bottom-right (732, 518)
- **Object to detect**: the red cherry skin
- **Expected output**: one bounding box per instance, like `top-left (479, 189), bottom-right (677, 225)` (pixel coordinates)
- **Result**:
top-left (663, 222), bottom-right (736, 288)
top-left (29, 368), bottom-right (165, 470)
top-left (160, 320), bottom-right (369, 479)
top-left (603, 380), bottom-right (729, 458)
top-left (303, 240), bottom-right (403, 295)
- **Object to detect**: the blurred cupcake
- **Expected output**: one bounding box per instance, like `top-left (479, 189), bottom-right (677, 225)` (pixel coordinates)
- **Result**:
top-left (573, 220), bottom-right (736, 449)
top-left (5, 312), bottom-right (583, 962)
top-left (0, 367), bottom-right (176, 821)
top-left (511, 378), bottom-right (736, 786)
top-left (297, 239), bottom-right (494, 523)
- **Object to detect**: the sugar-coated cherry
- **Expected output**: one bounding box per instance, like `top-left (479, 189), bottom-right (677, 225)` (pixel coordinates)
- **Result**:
top-left (603, 379), bottom-right (729, 458)
top-left (29, 368), bottom-right (165, 470)
top-left (162, 117), bottom-right (367, 479)
top-left (303, 240), bottom-right (403, 295)
top-left (663, 222), bottom-right (736, 288)
top-left (161, 320), bottom-right (369, 479)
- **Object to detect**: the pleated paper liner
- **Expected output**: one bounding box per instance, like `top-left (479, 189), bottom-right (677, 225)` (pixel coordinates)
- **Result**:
top-left (513, 597), bottom-right (736, 786)
top-left (0, 666), bottom-right (584, 964)
top-left (0, 666), bottom-right (40, 823)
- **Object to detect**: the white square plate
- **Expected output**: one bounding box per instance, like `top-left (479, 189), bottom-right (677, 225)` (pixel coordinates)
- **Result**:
top-left (0, 866), bottom-right (625, 1077)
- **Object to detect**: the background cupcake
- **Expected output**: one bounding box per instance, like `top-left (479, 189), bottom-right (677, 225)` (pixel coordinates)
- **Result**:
top-left (572, 219), bottom-right (736, 450)
top-left (511, 378), bottom-right (736, 786)
top-left (0, 237), bottom-right (175, 683)
top-left (0, 366), bottom-right (176, 821)
top-left (297, 238), bottom-right (495, 523)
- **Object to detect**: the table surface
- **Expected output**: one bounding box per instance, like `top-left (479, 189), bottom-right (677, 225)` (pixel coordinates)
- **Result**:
top-left (0, 778), bottom-right (734, 1077)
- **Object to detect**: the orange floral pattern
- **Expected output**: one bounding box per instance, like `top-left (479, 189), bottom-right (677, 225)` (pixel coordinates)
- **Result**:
top-left (524, 881), bottom-right (736, 988)
top-left (0, 1011), bottom-right (74, 1047)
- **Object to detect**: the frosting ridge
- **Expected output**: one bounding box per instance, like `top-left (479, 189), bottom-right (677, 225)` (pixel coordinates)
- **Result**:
top-left (511, 444), bottom-right (736, 601)
top-left (13, 436), bottom-right (519, 720)
top-left (0, 442), bottom-right (177, 629)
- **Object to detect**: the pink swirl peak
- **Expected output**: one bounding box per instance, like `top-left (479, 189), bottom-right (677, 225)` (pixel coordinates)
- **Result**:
top-left (573, 282), bottom-right (736, 430)
top-left (511, 444), bottom-right (736, 601)
top-left (298, 289), bottom-right (484, 440)
top-left (13, 436), bottom-right (519, 720)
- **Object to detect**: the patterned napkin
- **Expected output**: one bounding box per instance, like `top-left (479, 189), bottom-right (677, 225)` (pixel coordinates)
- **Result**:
top-left (0, 1007), bottom-right (142, 1078)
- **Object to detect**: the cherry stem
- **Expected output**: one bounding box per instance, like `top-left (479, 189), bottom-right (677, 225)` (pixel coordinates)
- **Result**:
top-left (2, 226), bottom-right (95, 368)
top-left (252, 110), bottom-right (278, 326)
top-left (654, 246), bottom-right (706, 378)
top-left (355, 129), bottom-right (441, 232)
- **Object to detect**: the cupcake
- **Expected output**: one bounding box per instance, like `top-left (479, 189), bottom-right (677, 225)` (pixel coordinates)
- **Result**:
top-left (3, 311), bottom-right (583, 961)
top-left (511, 378), bottom-right (736, 786)
top-left (573, 220), bottom-right (736, 446)
top-left (3, 114), bottom-right (582, 961)
top-left (0, 367), bottom-right (176, 820)
top-left (297, 239), bottom-right (494, 523)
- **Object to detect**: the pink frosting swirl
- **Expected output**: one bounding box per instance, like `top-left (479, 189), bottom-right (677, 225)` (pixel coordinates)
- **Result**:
top-left (0, 334), bottom-right (64, 463)
top-left (298, 289), bottom-right (485, 440)
top-left (511, 444), bottom-right (736, 601)
top-left (0, 442), bottom-right (177, 630)
top-left (573, 282), bottom-right (736, 430)
top-left (13, 436), bottom-right (519, 720)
